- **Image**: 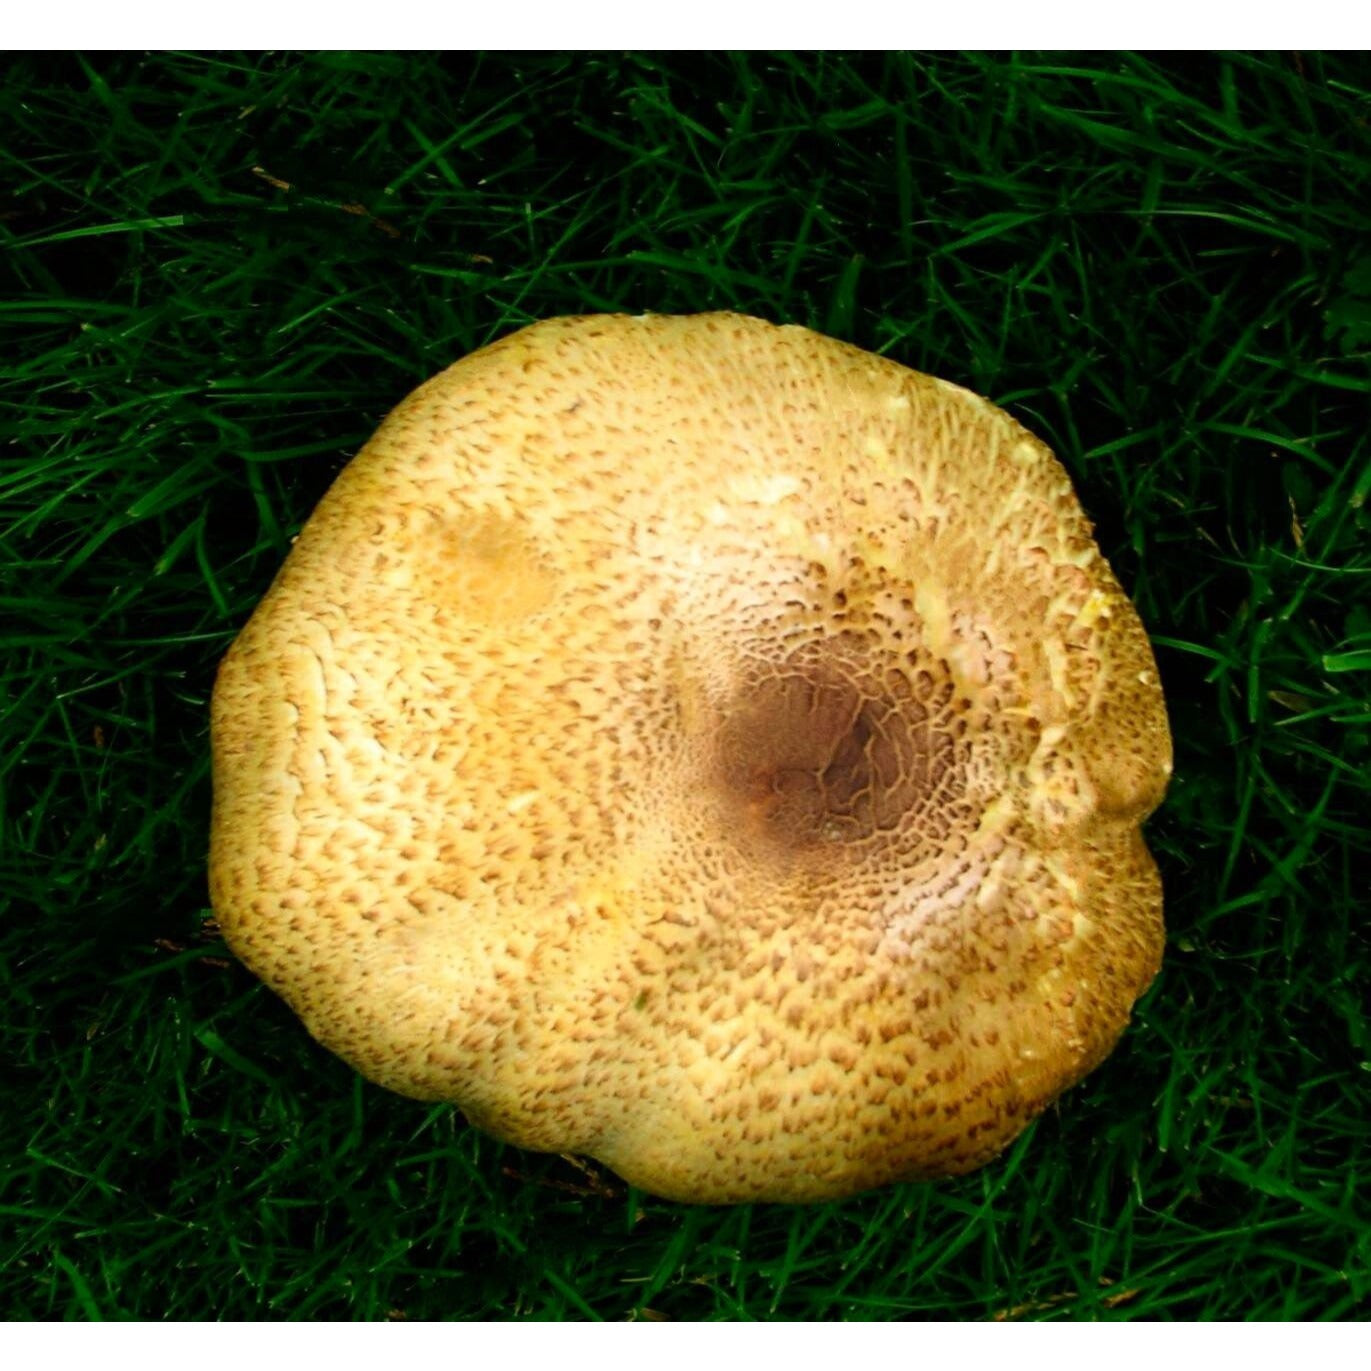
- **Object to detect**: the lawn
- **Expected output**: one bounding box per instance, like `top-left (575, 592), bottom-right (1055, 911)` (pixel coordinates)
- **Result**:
top-left (2, 50), bottom-right (1368, 1320)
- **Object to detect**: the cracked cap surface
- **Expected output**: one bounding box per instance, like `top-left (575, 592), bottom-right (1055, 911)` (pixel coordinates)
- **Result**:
top-left (209, 312), bottom-right (1172, 1204)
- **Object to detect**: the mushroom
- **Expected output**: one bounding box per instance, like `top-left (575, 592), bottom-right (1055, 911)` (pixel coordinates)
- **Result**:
top-left (209, 312), bottom-right (1171, 1205)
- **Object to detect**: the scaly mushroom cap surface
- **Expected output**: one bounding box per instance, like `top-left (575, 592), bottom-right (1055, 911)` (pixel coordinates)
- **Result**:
top-left (209, 313), bottom-right (1171, 1205)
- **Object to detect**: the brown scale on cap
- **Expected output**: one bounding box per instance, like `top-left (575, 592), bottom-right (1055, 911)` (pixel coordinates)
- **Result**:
top-left (209, 313), bottom-right (1172, 1204)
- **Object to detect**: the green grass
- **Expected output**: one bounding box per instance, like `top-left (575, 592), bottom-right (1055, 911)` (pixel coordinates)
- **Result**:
top-left (3, 51), bottom-right (1369, 1321)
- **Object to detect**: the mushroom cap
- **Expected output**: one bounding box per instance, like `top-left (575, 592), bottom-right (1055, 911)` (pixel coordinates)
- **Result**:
top-left (209, 313), bottom-right (1171, 1205)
